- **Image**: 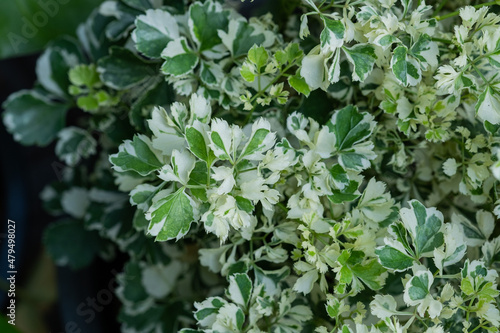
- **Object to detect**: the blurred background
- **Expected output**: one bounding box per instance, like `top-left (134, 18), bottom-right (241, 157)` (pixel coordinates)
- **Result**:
top-left (0, 1), bottom-right (123, 332)
top-left (0, 0), bottom-right (290, 332)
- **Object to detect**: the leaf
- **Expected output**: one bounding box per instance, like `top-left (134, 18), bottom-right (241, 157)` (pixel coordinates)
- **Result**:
top-left (110, 134), bottom-right (163, 176)
top-left (132, 8), bottom-right (180, 58)
top-left (476, 86), bottom-right (500, 125)
top-left (329, 164), bottom-right (350, 188)
top-left (188, 0), bottom-right (229, 52)
top-left (219, 18), bottom-right (274, 57)
top-left (240, 118), bottom-right (275, 160)
top-left (130, 183), bottom-right (163, 212)
top-left (186, 121), bottom-right (214, 163)
top-left (235, 196), bottom-right (254, 213)
top-left (328, 181), bottom-right (360, 203)
top-left (329, 105), bottom-right (373, 150)
top-left (118, 261), bottom-right (149, 303)
top-left (194, 297), bottom-right (227, 326)
top-left (36, 37), bottom-right (83, 98)
top-left (228, 273), bottom-right (253, 308)
top-left (327, 105), bottom-right (376, 171)
top-left (254, 266), bottom-right (290, 296)
top-left (350, 258), bottom-right (387, 290)
top-left (44, 219), bottom-right (107, 270)
top-left (247, 45), bottom-right (269, 69)
top-left (69, 64), bottom-right (100, 88)
top-left (300, 53), bottom-right (329, 91)
top-left (410, 33), bottom-right (439, 70)
top-left (200, 61), bottom-right (224, 86)
top-left (55, 127), bottom-right (97, 166)
top-left (98, 46), bottom-right (155, 90)
top-left (375, 245), bottom-right (414, 271)
top-left (2, 90), bottom-right (68, 146)
top-left (403, 270), bottom-right (432, 304)
top-left (288, 74), bottom-right (311, 96)
top-left (401, 200), bottom-right (444, 257)
top-left (158, 149), bottom-right (196, 185)
top-left (320, 17), bottom-right (345, 52)
top-left (146, 188), bottom-right (196, 241)
top-left (342, 44), bottom-right (377, 82)
top-left (391, 45), bottom-right (421, 86)
top-left (161, 38), bottom-right (198, 77)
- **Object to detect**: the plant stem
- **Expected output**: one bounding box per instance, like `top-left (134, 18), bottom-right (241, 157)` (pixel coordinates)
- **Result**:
top-left (244, 60), bottom-right (299, 124)
top-left (432, 0), bottom-right (449, 17)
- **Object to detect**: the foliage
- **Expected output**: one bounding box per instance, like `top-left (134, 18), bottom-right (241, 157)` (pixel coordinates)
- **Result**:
top-left (3, 0), bottom-right (500, 332)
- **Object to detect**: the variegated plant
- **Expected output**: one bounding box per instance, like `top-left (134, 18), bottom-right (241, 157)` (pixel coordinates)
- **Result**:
top-left (3, 0), bottom-right (500, 332)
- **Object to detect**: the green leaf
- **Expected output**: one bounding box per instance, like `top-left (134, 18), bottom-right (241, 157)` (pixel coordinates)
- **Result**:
top-left (194, 297), bottom-right (226, 323)
top-left (188, 0), bottom-right (229, 52)
top-left (405, 271), bottom-right (431, 302)
top-left (391, 45), bottom-right (421, 86)
top-left (254, 266), bottom-right (290, 295)
top-left (476, 86), bottom-right (500, 125)
top-left (55, 127), bottom-right (97, 166)
top-left (329, 164), bottom-right (349, 188)
top-left (3, 91), bottom-right (68, 146)
top-left (44, 219), bottom-right (107, 270)
top-left (342, 44), bottom-right (377, 82)
top-left (133, 209), bottom-right (150, 230)
top-left (132, 8), bottom-right (180, 58)
top-left (409, 33), bottom-right (438, 70)
top-left (329, 105), bottom-right (373, 150)
top-left (320, 17), bottom-right (345, 52)
top-left (200, 61), bottom-right (224, 86)
top-left (327, 105), bottom-right (376, 171)
top-left (235, 196), bottom-right (254, 213)
top-left (228, 273), bottom-right (253, 307)
top-left (241, 128), bottom-right (271, 158)
top-left (130, 183), bottom-right (162, 212)
top-left (36, 37), bottom-right (83, 98)
top-left (248, 45), bottom-right (269, 69)
top-left (338, 265), bottom-right (353, 284)
top-left (110, 134), bottom-right (163, 176)
top-left (98, 46), bottom-right (154, 90)
top-left (401, 200), bottom-right (444, 257)
top-left (350, 258), bottom-right (387, 290)
top-left (328, 182), bottom-right (360, 203)
top-left (219, 19), bottom-right (272, 57)
top-left (69, 64), bottom-right (100, 88)
top-left (147, 188), bottom-right (196, 241)
top-left (375, 245), bottom-right (414, 271)
top-left (119, 261), bottom-right (150, 303)
top-left (186, 124), bottom-right (213, 163)
top-left (235, 307), bottom-right (245, 330)
top-left (288, 74), bottom-right (311, 96)
top-left (161, 38), bottom-right (198, 77)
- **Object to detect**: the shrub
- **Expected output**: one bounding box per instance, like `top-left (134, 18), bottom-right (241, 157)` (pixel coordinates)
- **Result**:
top-left (3, 0), bottom-right (500, 332)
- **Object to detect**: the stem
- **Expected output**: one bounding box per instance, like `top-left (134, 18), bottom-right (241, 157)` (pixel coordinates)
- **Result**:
top-left (432, 0), bottom-right (449, 17)
top-left (435, 1), bottom-right (499, 21)
top-left (277, 202), bottom-right (288, 213)
top-left (472, 64), bottom-right (489, 85)
top-left (469, 324), bottom-right (485, 333)
top-left (244, 60), bottom-right (299, 124)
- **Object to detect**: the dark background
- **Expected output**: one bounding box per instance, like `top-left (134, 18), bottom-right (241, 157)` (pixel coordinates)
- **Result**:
top-left (0, 55), bottom-right (122, 333)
